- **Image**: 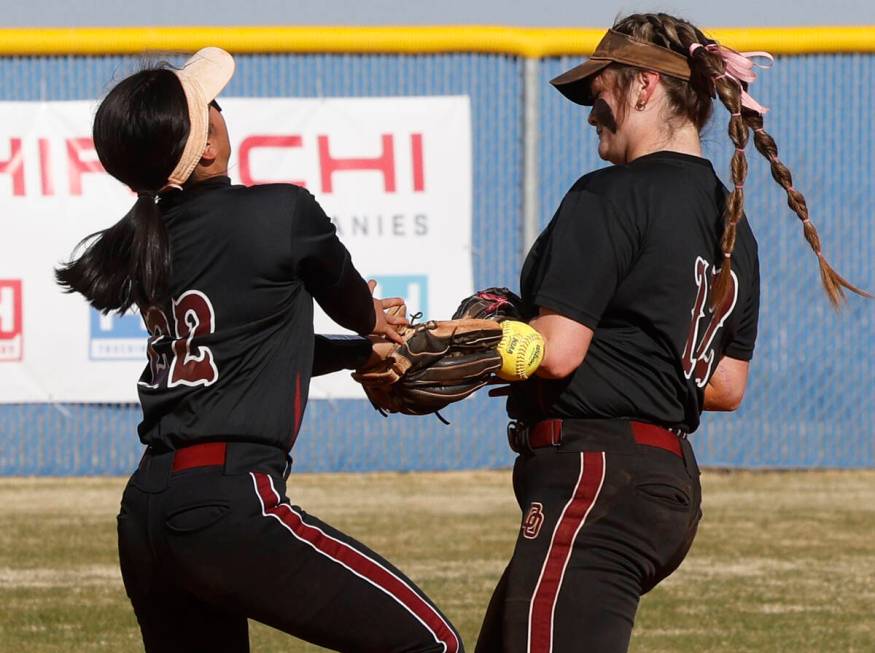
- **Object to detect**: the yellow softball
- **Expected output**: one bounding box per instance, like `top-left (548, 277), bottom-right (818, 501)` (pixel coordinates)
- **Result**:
top-left (496, 320), bottom-right (545, 381)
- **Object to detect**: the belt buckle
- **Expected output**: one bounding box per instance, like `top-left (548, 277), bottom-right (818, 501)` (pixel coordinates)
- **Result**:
top-left (507, 420), bottom-right (529, 454)
top-left (548, 420), bottom-right (562, 447)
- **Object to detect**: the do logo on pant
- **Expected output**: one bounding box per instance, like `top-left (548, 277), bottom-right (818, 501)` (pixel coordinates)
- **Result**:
top-left (522, 502), bottom-right (544, 539)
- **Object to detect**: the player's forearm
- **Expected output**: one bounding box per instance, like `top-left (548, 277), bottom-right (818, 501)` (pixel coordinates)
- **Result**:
top-left (529, 312), bottom-right (593, 379)
top-left (533, 337), bottom-right (576, 379)
top-left (312, 266), bottom-right (377, 336)
top-left (312, 334), bottom-right (373, 377)
top-left (703, 384), bottom-right (743, 411)
top-left (702, 357), bottom-right (749, 411)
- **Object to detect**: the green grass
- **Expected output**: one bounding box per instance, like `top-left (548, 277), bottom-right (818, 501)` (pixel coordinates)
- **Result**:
top-left (1, 470), bottom-right (873, 652)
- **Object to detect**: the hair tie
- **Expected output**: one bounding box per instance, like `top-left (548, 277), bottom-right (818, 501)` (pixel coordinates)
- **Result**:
top-left (688, 40), bottom-right (719, 57)
top-left (730, 111), bottom-right (741, 117)
top-left (724, 252), bottom-right (732, 258)
top-left (688, 42), bottom-right (774, 114)
top-left (734, 184), bottom-right (744, 190)
top-left (137, 191), bottom-right (159, 205)
top-left (735, 147), bottom-right (745, 153)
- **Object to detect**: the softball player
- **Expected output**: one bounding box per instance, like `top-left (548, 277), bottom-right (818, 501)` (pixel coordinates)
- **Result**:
top-left (475, 13), bottom-right (866, 653)
top-left (56, 48), bottom-right (462, 653)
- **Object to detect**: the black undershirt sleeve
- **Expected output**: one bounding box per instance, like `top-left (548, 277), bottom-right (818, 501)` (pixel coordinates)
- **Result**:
top-left (724, 253), bottom-right (760, 361)
top-left (291, 190), bottom-right (376, 335)
top-left (311, 334), bottom-right (374, 377)
top-left (531, 189), bottom-right (642, 329)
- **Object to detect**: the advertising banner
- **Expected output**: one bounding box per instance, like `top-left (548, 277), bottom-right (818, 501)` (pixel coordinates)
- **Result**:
top-left (0, 96), bottom-right (472, 402)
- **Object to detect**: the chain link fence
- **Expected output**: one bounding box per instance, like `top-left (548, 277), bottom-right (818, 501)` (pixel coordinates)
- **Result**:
top-left (0, 51), bottom-right (872, 473)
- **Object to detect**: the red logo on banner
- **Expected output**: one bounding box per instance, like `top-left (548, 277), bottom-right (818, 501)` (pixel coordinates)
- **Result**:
top-left (237, 133), bottom-right (426, 193)
top-left (0, 137), bottom-right (104, 197)
top-left (0, 279), bottom-right (23, 361)
top-left (0, 132), bottom-right (426, 197)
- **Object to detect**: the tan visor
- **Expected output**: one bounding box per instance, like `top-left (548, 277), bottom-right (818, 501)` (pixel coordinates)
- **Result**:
top-left (550, 30), bottom-right (692, 106)
top-left (164, 47), bottom-right (236, 190)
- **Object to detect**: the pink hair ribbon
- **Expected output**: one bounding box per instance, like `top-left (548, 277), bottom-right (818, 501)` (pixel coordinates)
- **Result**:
top-left (689, 43), bottom-right (774, 114)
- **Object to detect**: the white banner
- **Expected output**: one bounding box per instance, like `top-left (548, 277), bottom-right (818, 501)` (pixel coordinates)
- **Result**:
top-left (0, 96), bottom-right (473, 402)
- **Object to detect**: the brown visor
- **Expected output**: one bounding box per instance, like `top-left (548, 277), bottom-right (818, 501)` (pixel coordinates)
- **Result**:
top-left (550, 29), bottom-right (692, 105)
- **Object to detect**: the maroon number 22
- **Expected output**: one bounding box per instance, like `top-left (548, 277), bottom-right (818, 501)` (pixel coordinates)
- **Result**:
top-left (141, 290), bottom-right (219, 389)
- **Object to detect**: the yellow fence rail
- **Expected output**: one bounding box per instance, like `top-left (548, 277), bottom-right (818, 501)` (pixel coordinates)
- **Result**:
top-left (0, 25), bottom-right (873, 57)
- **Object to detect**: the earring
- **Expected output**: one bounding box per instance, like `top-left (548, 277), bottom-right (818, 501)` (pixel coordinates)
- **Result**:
top-left (635, 99), bottom-right (647, 111)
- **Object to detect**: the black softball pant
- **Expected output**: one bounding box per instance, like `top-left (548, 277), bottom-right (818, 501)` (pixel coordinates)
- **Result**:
top-left (475, 421), bottom-right (702, 653)
top-left (117, 445), bottom-right (462, 653)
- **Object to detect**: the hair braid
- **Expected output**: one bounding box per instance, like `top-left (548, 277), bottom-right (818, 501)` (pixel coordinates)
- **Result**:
top-left (615, 16), bottom-right (748, 310)
top-left (613, 12), bottom-right (868, 309)
top-left (744, 113), bottom-right (870, 307)
top-left (686, 35), bottom-right (751, 308)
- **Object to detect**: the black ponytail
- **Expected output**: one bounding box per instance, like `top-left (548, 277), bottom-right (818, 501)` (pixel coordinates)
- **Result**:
top-left (56, 193), bottom-right (170, 313)
top-left (55, 67), bottom-right (190, 314)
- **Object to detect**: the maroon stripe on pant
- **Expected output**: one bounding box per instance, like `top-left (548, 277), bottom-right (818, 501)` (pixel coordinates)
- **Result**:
top-left (250, 472), bottom-right (459, 653)
top-left (528, 451), bottom-right (606, 653)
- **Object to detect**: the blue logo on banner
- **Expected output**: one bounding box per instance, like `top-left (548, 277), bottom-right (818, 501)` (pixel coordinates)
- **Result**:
top-left (89, 309), bottom-right (148, 361)
top-left (371, 275), bottom-right (429, 319)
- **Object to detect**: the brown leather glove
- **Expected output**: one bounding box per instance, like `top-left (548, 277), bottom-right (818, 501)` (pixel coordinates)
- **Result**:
top-left (352, 318), bottom-right (503, 417)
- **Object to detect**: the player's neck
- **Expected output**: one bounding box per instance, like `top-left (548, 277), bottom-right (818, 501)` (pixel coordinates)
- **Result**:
top-left (190, 160), bottom-right (230, 185)
top-left (625, 122), bottom-right (702, 163)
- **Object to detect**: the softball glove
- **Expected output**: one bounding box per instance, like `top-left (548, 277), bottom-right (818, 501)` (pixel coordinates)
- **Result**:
top-left (352, 317), bottom-right (503, 417)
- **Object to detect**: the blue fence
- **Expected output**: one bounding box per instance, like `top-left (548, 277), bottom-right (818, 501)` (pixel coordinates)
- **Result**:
top-left (0, 52), bottom-right (872, 474)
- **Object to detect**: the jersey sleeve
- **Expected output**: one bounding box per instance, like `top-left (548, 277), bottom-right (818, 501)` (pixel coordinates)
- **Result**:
top-left (530, 189), bottom-right (643, 329)
top-left (312, 334), bottom-right (374, 376)
top-left (290, 190), bottom-right (376, 335)
top-left (724, 253), bottom-right (760, 361)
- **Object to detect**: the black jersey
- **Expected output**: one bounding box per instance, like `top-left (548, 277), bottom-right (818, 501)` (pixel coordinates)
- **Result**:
top-left (509, 151), bottom-right (760, 433)
top-left (137, 177), bottom-right (375, 451)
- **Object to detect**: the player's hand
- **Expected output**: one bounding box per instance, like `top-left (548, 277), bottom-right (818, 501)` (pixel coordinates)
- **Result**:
top-left (368, 279), bottom-right (409, 345)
